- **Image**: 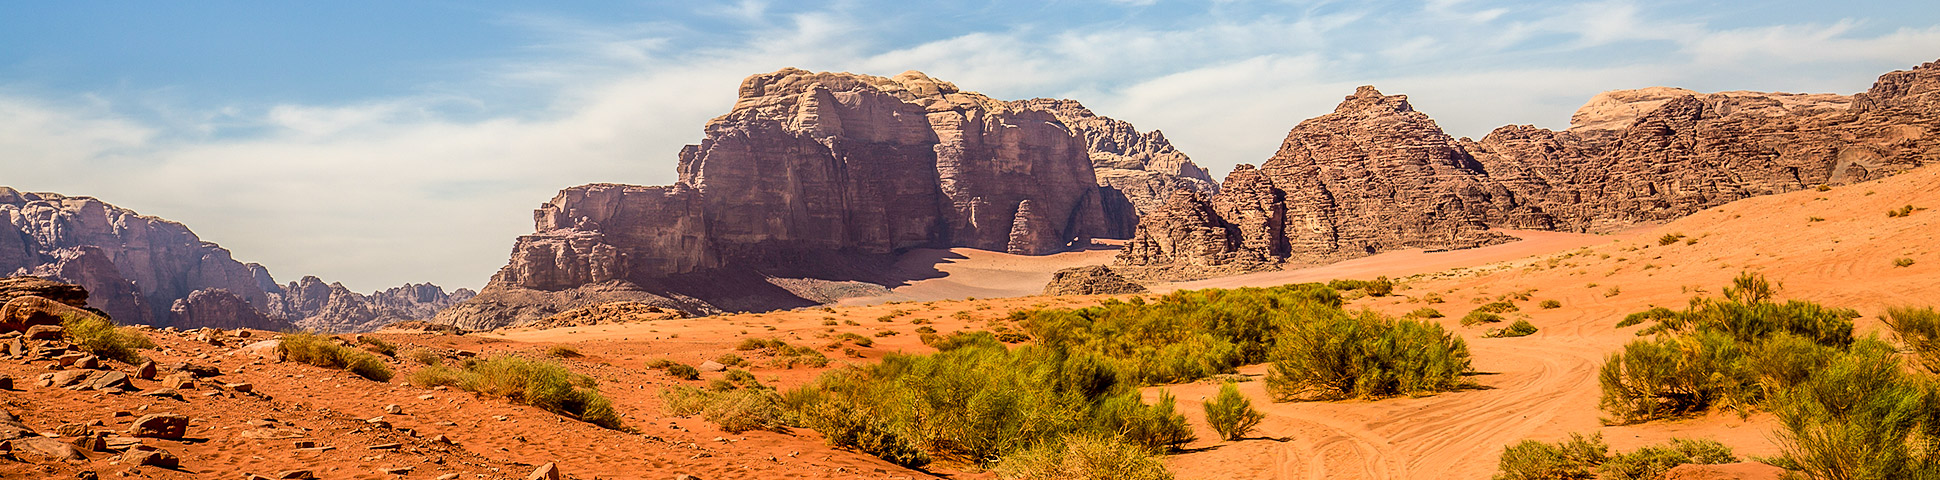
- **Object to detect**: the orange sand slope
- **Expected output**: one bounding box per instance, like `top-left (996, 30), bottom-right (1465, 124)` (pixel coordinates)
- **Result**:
top-left (1165, 165), bottom-right (1940, 480)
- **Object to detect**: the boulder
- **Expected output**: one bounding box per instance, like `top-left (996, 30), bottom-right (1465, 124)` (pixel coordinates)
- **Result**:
top-left (122, 446), bottom-right (180, 468)
top-left (1041, 265), bottom-right (1147, 296)
top-left (22, 323), bottom-right (65, 340)
top-left (128, 413), bottom-right (189, 439)
top-left (528, 462), bottom-right (560, 480)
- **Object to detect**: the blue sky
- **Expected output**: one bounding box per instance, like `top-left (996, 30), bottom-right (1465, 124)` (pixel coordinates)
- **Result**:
top-left (2, 1), bottom-right (1937, 291)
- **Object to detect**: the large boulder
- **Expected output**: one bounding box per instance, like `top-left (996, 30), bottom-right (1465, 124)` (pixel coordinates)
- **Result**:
top-left (2, 295), bottom-right (100, 333)
top-left (1042, 265), bottom-right (1147, 296)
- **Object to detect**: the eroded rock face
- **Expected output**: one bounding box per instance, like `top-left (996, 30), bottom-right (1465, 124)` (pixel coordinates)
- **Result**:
top-left (169, 289), bottom-right (289, 331)
top-left (264, 276), bottom-right (476, 333)
top-left (1041, 265), bottom-right (1147, 296)
top-left (1010, 98), bottom-right (1219, 238)
top-left (1123, 60), bottom-right (1940, 270)
top-left (447, 69), bottom-right (1206, 329)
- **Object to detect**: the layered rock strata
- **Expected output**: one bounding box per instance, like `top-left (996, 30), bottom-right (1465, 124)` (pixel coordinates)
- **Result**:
top-left (1122, 59), bottom-right (1940, 269)
top-left (445, 69), bottom-right (1211, 329)
top-left (1011, 98), bottom-right (1219, 238)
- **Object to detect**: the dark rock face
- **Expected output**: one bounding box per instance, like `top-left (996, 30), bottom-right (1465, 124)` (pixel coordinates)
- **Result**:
top-left (1012, 98), bottom-right (1219, 238)
top-left (1123, 60), bottom-right (1940, 269)
top-left (0, 189), bottom-right (472, 332)
top-left (0, 276), bottom-right (90, 308)
top-left (445, 69), bottom-right (1202, 330)
top-left (169, 289), bottom-right (288, 331)
top-left (1041, 265), bottom-right (1147, 296)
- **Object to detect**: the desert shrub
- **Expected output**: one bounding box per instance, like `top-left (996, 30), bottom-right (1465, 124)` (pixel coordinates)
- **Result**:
top-left (1485, 319), bottom-right (1539, 338)
top-left (1597, 331), bottom-right (1754, 424)
top-left (1462, 311), bottom-right (1505, 326)
top-left (1767, 338), bottom-right (1940, 479)
top-left (644, 358), bottom-right (676, 369)
top-left (993, 434), bottom-right (1174, 480)
top-left (914, 326), bottom-right (936, 334)
top-left (790, 340), bottom-right (1192, 468)
top-left (736, 338), bottom-right (784, 351)
top-left (837, 332), bottom-right (875, 347)
top-left (1617, 272), bottom-right (1856, 348)
top-left (1886, 307), bottom-right (1940, 373)
top-left (1018, 284), bottom-right (1341, 384)
top-left (1599, 438), bottom-right (1736, 480)
top-left (713, 353), bottom-right (748, 367)
top-left (874, 328), bottom-right (899, 337)
top-left (1896, 257), bottom-right (1917, 267)
top-left (922, 330), bottom-right (1002, 351)
top-left (821, 318), bottom-right (838, 326)
top-left (1603, 286), bottom-right (1622, 297)
top-left (410, 355), bottom-right (621, 429)
top-left (357, 336), bottom-right (398, 357)
top-left (404, 348), bottom-right (441, 366)
top-left (1494, 433), bottom-right (1607, 480)
top-left (544, 345), bottom-right (581, 358)
top-left (1887, 204), bottom-right (1923, 217)
top-left (1423, 292), bottom-right (1446, 304)
top-left (1474, 301), bottom-right (1518, 314)
top-left (1327, 277), bottom-right (1394, 297)
top-left (662, 385), bottom-right (792, 434)
top-left (1203, 382), bottom-right (1264, 441)
top-left (665, 363), bottom-right (701, 380)
top-left (60, 312), bottom-right (154, 364)
top-left (1405, 307), bottom-right (1444, 319)
top-left (1658, 233), bottom-right (1686, 246)
top-left (724, 368), bottom-right (761, 388)
top-left (279, 332), bottom-right (394, 382)
top-left (1493, 433), bottom-right (1735, 480)
top-left (1539, 299), bottom-right (1562, 309)
top-left (1266, 311), bottom-right (1472, 401)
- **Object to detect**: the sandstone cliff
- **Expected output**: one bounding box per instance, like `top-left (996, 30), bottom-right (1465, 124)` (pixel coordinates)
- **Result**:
top-left (1122, 59), bottom-right (1940, 270)
top-left (1010, 98), bottom-right (1219, 238)
top-left (1, 189), bottom-right (471, 332)
top-left (443, 69), bottom-right (1206, 330)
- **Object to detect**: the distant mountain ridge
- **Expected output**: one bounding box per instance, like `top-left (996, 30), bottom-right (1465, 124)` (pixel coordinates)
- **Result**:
top-left (1118, 58), bottom-right (1940, 270)
top-left (0, 188), bottom-right (471, 332)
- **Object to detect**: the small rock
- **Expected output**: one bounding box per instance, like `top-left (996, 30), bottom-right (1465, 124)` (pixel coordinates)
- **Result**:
top-left (88, 371), bottom-right (131, 391)
top-left (383, 404), bottom-right (402, 414)
top-left (54, 423), bottom-right (91, 437)
top-left (367, 443), bottom-right (401, 450)
top-left (292, 440), bottom-right (316, 448)
top-left (416, 394), bottom-right (434, 400)
top-left (380, 466), bottom-right (414, 474)
top-left (277, 470), bottom-right (318, 480)
top-left (74, 355), bottom-right (101, 370)
top-left (430, 434), bottom-right (452, 444)
top-left (162, 372), bottom-right (196, 390)
top-left (697, 360), bottom-right (726, 372)
top-left (128, 413), bottom-right (189, 439)
top-left (135, 361), bottom-right (157, 380)
top-left (675, 475), bottom-right (702, 480)
top-left (124, 447), bottom-right (181, 468)
top-left (136, 388), bottom-right (182, 400)
top-left (528, 463), bottom-right (560, 480)
top-left (366, 417), bottom-right (391, 428)
top-left (23, 324), bottom-right (63, 340)
top-left (0, 375), bottom-right (12, 390)
top-left (224, 382), bottom-right (254, 393)
top-left (436, 475), bottom-right (461, 480)
top-left (493, 415), bottom-right (508, 422)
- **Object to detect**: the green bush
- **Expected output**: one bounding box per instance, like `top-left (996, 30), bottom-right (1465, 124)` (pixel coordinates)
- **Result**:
top-left (1462, 311), bottom-right (1505, 326)
top-left (1768, 338), bottom-right (1940, 479)
top-left (409, 355), bottom-right (621, 429)
top-left (1598, 331), bottom-right (1753, 424)
top-left (1485, 319), bottom-right (1538, 338)
top-left (60, 312), bottom-right (154, 364)
top-left (1886, 307), bottom-right (1940, 373)
top-left (1493, 433), bottom-right (1736, 480)
top-left (279, 332), bottom-right (394, 382)
top-left (662, 385), bottom-right (792, 434)
top-left (922, 331), bottom-right (1002, 351)
top-left (1018, 284), bottom-right (1341, 384)
top-left (1265, 311), bottom-right (1473, 401)
top-left (1327, 277), bottom-right (1394, 297)
top-left (992, 435), bottom-right (1174, 480)
top-left (1616, 272), bottom-right (1856, 348)
top-left (357, 336), bottom-right (397, 357)
top-left (790, 341), bottom-right (1192, 468)
top-left (1405, 307), bottom-right (1444, 319)
top-left (1203, 382), bottom-right (1264, 441)
top-left (714, 353), bottom-right (748, 367)
top-left (665, 363), bottom-right (701, 380)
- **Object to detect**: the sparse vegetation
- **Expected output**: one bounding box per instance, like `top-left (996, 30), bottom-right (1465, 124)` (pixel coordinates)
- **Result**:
top-left (1461, 311), bottom-right (1505, 326)
top-left (1493, 433), bottom-right (1735, 480)
top-left (279, 332), bottom-right (393, 382)
top-left (1539, 299), bottom-right (1562, 309)
top-left (1485, 319), bottom-right (1539, 338)
top-left (663, 385), bottom-right (791, 434)
top-left (1658, 233), bottom-right (1687, 246)
top-left (357, 336), bottom-right (397, 357)
top-left (1266, 311), bottom-right (1472, 401)
top-left (1203, 382), bottom-right (1264, 441)
top-left (1602, 286), bottom-right (1621, 297)
top-left (1885, 307), bottom-right (1940, 373)
top-left (409, 354), bottom-right (621, 429)
top-left (1474, 301), bottom-right (1519, 314)
top-left (1405, 307), bottom-right (1445, 319)
top-left (665, 363), bottom-right (701, 380)
top-left (545, 345), bottom-right (582, 358)
top-left (1887, 204), bottom-right (1925, 217)
top-left (713, 353), bottom-right (748, 367)
top-left (1808, 216), bottom-right (1826, 222)
top-left (1327, 276), bottom-right (1394, 297)
top-left (1895, 257), bottom-right (1917, 267)
top-left (404, 348), bottom-right (441, 366)
top-left (992, 434), bottom-right (1174, 480)
top-left (60, 312), bottom-right (154, 364)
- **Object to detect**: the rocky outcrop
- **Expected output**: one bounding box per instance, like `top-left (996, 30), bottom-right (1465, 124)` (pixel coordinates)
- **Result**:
top-left (1041, 265), bottom-right (1147, 296)
top-left (1012, 98), bottom-right (1219, 238)
top-left (0, 189), bottom-right (470, 332)
top-left (169, 289), bottom-right (288, 331)
top-left (446, 69), bottom-right (1205, 329)
top-left (1123, 59), bottom-right (1940, 270)
top-left (0, 276), bottom-right (90, 308)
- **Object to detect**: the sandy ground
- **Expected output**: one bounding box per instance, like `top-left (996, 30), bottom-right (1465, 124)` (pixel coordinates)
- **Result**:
top-left (8, 166), bottom-right (1934, 479)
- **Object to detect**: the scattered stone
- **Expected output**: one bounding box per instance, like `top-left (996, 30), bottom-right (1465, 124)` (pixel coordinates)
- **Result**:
top-left (416, 394), bottom-right (434, 400)
top-left (366, 417), bottom-right (391, 428)
top-left (223, 382), bottom-right (254, 393)
top-left (383, 404), bottom-right (402, 414)
top-left (53, 423), bottom-right (90, 437)
top-left (436, 474), bottom-right (461, 480)
top-left (367, 443), bottom-right (401, 450)
top-left (277, 470), bottom-right (318, 480)
top-left (54, 351), bottom-right (87, 366)
top-left (128, 414), bottom-right (189, 439)
top-left (123, 446), bottom-right (180, 468)
top-left (528, 463), bottom-right (560, 480)
top-left (697, 360), bottom-right (726, 372)
top-left (23, 324), bottom-right (63, 340)
top-left (87, 371), bottom-right (131, 391)
top-left (101, 436), bottom-right (142, 451)
top-left (675, 475), bottom-right (701, 480)
top-left (134, 361), bottom-right (157, 380)
top-left (292, 440), bottom-right (317, 449)
top-left (51, 369), bottom-right (94, 388)
top-left (380, 466), bottom-right (414, 475)
top-left (170, 362), bottom-right (221, 378)
top-left (136, 388), bottom-right (182, 400)
top-left (70, 433), bottom-right (106, 451)
top-left (11, 436), bottom-right (86, 462)
top-left (74, 355), bottom-right (101, 370)
top-left (429, 434), bottom-right (452, 444)
top-left (0, 375), bottom-right (11, 390)
top-left (162, 372), bottom-right (196, 390)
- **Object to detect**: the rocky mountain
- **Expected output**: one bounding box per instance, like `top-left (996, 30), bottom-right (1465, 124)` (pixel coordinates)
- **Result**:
top-left (1121, 59), bottom-right (1940, 270)
top-left (0, 188), bottom-right (469, 332)
top-left (440, 69), bottom-right (1210, 330)
top-left (1010, 98), bottom-right (1219, 238)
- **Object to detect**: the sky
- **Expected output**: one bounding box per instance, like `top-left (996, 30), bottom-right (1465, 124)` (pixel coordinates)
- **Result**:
top-left (1, 1), bottom-right (1936, 292)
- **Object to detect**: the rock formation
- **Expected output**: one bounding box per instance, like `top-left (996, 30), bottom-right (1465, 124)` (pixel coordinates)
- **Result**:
top-left (0, 189), bottom-right (471, 332)
top-left (443, 69), bottom-right (1205, 329)
top-left (1041, 265), bottom-right (1147, 296)
top-left (1122, 59), bottom-right (1940, 270)
top-left (1011, 98), bottom-right (1219, 238)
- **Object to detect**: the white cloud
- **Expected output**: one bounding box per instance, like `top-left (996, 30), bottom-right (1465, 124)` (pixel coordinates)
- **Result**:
top-left (3, 1), bottom-right (1936, 292)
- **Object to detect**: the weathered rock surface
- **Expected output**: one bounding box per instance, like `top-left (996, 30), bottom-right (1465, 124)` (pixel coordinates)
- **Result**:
top-left (2, 294), bottom-right (99, 332)
top-left (1012, 98), bottom-right (1218, 238)
top-left (1123, 59), bottom-right (1940, 270)
top-left (444, 69), bottom-right (1201, 329)
top-left (262, 275), bottom-right (475, 333)
top-left (1041, 265), bottom-right (1147, 296)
